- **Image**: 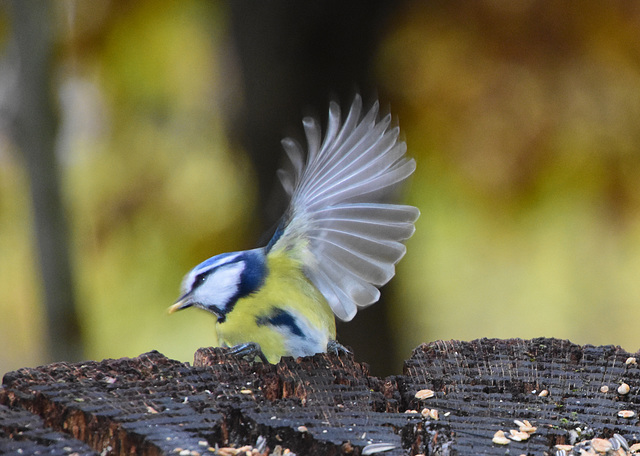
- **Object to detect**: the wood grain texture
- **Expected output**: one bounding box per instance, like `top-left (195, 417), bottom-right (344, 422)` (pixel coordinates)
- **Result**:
top-left (1, 338), bottom-right (639, 455)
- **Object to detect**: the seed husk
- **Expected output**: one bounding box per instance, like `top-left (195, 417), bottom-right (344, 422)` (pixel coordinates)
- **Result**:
top-left (618, 409), bottom-right (635, 418)
top-left (492, 430), bottom-right (510, 445)
top-left (414, 389), bottom-right (435, 400)
top-left (508, 430), bottom-right (530, 442)
top-left (590, 438), bottom-right (612, 453)
top-left (514, 419), bottom-right (536, 434)
top-left (618, 383), bottom-right (630, 395)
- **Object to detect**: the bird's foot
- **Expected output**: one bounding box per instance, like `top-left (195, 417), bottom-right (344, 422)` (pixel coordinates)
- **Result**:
top-left (227, 342), bottom-right (269, 363)
top-left (327, 339), bottom-right (352, 357)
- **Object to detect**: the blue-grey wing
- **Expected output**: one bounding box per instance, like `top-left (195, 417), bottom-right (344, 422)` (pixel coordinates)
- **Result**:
top-left (271, 95), bottom-right (419, 321)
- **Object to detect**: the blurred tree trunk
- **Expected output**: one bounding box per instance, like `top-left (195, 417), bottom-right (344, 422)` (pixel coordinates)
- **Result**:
top-left (228, 0), bottom-right (401, 376)
top-left (8, 1), bottom-right (83, 362)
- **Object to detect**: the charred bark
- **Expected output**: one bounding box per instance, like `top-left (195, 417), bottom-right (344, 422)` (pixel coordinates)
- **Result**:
top-left (1, 338), bottom-right (639, 455)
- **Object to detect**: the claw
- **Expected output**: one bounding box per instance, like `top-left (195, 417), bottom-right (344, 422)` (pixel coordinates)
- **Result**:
top-left (227, 342), bottom-right (269, 363)
top-left (327, 339), bottom-right (352, 356)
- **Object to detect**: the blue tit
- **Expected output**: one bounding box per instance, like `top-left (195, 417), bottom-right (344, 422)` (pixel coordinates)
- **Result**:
top-left (169, 95), bottom-right (419, 363)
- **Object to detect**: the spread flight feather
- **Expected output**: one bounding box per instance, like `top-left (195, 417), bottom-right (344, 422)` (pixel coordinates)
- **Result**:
top-left (271, 95), bottom-right (419, 322)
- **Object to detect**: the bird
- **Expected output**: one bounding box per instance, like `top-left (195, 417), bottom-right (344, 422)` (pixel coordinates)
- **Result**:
top-left (169, 95), bottom-right (419, 363)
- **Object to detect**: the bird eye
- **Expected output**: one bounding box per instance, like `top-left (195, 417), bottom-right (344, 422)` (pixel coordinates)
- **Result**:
top-left (193, 273), bottom-right (207, 289)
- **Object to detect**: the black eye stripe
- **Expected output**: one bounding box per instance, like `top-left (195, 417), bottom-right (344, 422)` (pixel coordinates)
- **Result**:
top-left (192, 273), bottom-right (207, 290)
top-left (191, 260), bottom-right (239, 291)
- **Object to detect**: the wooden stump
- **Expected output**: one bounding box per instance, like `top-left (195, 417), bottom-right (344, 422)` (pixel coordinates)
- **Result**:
top-left (1, 338), bottom-right (639, 455)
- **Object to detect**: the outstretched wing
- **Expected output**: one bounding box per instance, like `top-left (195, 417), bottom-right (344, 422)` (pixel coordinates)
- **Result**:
top-left (270, 95), bottom-right (420, 322)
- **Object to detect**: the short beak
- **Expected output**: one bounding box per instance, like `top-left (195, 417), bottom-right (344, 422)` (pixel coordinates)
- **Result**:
top-left (168, 292), bottom-right (193, 314)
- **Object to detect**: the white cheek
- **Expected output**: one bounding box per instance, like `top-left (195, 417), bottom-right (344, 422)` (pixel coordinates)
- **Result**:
top-left (198, 262), bottom-right (245, 310)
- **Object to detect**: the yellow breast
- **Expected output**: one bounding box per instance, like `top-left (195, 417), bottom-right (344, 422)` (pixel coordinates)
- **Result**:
top-left (216, 248), bottom-right (336, 363)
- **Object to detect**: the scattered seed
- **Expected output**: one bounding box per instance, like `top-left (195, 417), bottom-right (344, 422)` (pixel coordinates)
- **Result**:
top-left (414, 389), bottom-right (435, 400)
top-left (514, 419), bottom-right (536, 434)
top-left (618, 410), bottom-right (635, 418)
top-left (600, 385), bottom-right (609, 393)
top-left (508, 430), bottom-right (530, 442)
top-left (255, 436), bottom-right (267, 453)
top-left (404, 409), bottom-right (418, 414)
top-left (629, 442), bottom-right (640, 452)
top-left (626, 357), bottom-right (637, 365)
top-left (216, 449), bottom-right (236, 456)
top-left (297, 426), bottom-right (308, 433)
top-left (618, 383), bottom-right (630, 395)
top-left (538, 389), bottom-right (549, 397)
top-left (240, 389), bottom-right (252, 395)
top-left (420, 408), bottom-right (439, 420)
top-left (590, 438), bottom-right (612, 453)
top-left (609, 436), bottom-right (623, 451)
top-left (146, 406), bottom-right (158, 414)
top-left (610, 438), bottom-right (621, 451)
top-left (492, 430), bottom-right (510, 445)
top-left (362, 443), bottom-right (397, 454)
top-left (612, 434), bottom-right (630, 452)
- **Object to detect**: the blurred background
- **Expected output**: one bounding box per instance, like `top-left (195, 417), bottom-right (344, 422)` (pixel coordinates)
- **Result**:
top-left (2, 1), bottom-right (640, 378)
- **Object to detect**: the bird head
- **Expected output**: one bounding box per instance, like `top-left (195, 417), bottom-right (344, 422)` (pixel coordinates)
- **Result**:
top-left (169, 248), bottom-right (267, 322)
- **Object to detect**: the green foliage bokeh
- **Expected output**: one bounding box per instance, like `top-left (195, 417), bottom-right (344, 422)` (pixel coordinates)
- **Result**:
top-left (3, 1), bottom-right (640, 375)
